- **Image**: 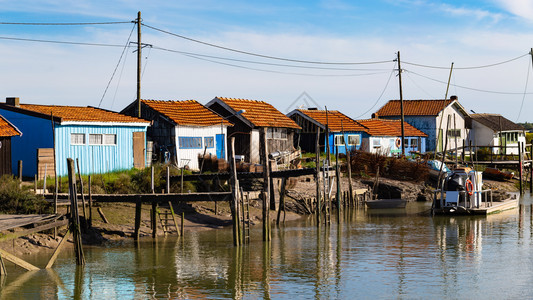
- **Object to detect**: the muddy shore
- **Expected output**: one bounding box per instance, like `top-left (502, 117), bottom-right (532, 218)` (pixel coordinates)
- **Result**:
top-left (0, 175), bottom-right (519, 257)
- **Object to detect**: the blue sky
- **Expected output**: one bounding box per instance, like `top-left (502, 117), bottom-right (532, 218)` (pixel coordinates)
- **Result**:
top-left (2, 0), bottom-right (533, 121)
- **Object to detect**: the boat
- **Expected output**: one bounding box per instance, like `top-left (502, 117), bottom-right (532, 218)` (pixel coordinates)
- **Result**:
top-left (365, 198), bottom-right (407, 209)
top-left (483, 167), bottom-right (514, 181)
top-left (427, 160), bottom-right (452, 181)
top-left (432, 168), bottom-right (518, 215)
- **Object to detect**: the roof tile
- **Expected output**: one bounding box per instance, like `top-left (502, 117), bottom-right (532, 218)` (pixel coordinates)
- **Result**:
top-left (356, 119), bottom-right (427, 137)
top-left (375, 99), bottom-right (454, 117)
top-left (18, 104), bottom-right (149, 124)
top-left (0, 115), bottom-right (20, 137)
top-left (142, 100), bottom-right (232, 126)
top-left (296, 109), bottom-right (368, 132)
top-left (217, 97), bottom-right (300, 129)
top-left (471, 114), bottom-right (524, 131)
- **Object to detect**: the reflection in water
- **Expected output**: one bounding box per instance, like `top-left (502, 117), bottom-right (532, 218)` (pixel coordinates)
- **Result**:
top-left (2, 195), bottom-right (533, 298)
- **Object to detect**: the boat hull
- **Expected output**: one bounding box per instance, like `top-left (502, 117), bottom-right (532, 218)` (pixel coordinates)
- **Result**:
top-left (365, 199), bottom-right (407, 209)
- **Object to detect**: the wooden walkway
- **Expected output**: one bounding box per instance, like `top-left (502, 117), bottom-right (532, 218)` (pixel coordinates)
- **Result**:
top-left (44, 192), bottom-right (232, 205)
top-left (0, 214), bottom-right (63, 232)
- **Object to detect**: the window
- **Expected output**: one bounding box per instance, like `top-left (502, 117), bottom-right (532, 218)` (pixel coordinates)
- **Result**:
top-left (502, 132), bottom-right (519, 143)
top-left (71, 133), bottom-right (85, 145)
top-left (447, 129), bottom-right (461, 138)
top-left (204, 137), bottom-right (214, 148)
top-left (179, 137), bottom-right (202, 149)
top-left (89, 134), bottom-right (117, 145)
top-left (411, 138), bottom-right (418, 148)
top-left (372, 139), bottom-right (381, 148)
top-left (104, 134), bottom-right (117, 145)
top-left (347, 135), bottom-right (360, 146)
top-left (404, 139), bottom-right (409, 147)
top-left (334, 135), bottom-right (345, 145)
top-left (267, 128), bottom-right (287, 140)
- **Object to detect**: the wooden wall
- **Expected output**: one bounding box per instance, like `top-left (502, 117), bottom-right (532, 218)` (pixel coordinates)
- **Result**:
top-left (0, 137), bottom-right (11, 176)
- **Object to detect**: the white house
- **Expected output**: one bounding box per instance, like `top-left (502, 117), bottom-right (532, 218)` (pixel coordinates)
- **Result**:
top-left (374, 96), bottom-right (470, 153)
top-left (122, 99), bottom-right (232, 170)
top-left (469, 113), bottom-right (526, 155)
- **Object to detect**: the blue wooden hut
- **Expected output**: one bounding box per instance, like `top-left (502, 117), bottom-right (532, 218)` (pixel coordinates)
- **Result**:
top-left (0, 97), bottom-right (150, 178)
top-left (287, 108), bottom-right (368, 154)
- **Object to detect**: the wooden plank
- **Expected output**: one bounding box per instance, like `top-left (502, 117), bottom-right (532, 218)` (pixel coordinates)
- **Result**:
top-left (45, 229), bottom-right (71, 269)
top-left (0, 248), bottom-right (39, 271)
top-left (133, 131), bottom-right (145, 169)
top-left (0, 219), bottom-right (68, 242)
top-left (0, 214), bottom-right (62, 232)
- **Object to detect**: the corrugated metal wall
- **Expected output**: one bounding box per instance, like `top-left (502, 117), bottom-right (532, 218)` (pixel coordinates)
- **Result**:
top-left (55, 124), bottom-right (147, 176)
top-left (174, 125), bottom-right (228, 170)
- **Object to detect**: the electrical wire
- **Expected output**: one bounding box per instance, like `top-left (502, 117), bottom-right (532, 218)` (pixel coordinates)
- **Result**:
top-left (353, 63), bottom-right (397, 119)
top-left (98, 23), bottom-right (136, 108)
top-left (141, 23), bottom-right (393, 65)
top-left (404, 72), bottom-right (435, 98)
top-left (0, 36), bottom-right (127, 47)
top-left (0, 21), bottom-right (132, 25)
top-left (152, 46), bottom-right (391, 71)
top-left (407, 69), bottom-right (533, 95)
top-left (179, 51), bottom-right (393, 77)
top-left (403, 53), bottom-right (529, 70)
top-left (516, 60), bottom-right (531, 121)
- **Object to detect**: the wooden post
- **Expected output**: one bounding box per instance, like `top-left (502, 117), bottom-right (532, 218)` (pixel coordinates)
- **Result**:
top-left (276, 177), bottom-right (287, 225)
top-left (76, 159), bottom-right (87, 229)
top-left (335, 145), bottom-right (341, 215)
top-left (260, 128), bottom-right (271, 241)
top-left (341, 122), bottom-right (354, 208)
top-left (519, 142), bottom-right (523, 195)
top-left (88, 175), bottom-right (92, 229)
top-left (67, 158), bottom-right (85, 265)
top-left (134, 197), bottom-right (142, 240)
top-left (181, 212), bottom-right (185, 236)
top-left (34, 175), bottom-right (37, 193)
top-left (17, 160), bottom-right (22, 185)
top-left (530, 144), bottom-right (533, 194)
top-left (169, 201), bottom-right (180, 237)
top-left (151, 166), bottom-right (155, 194)
top-left (315, 128), bottom-right (321, 226)
top-left (45, 229), bottom-right (72, 269)
top-left (229, 137), bottom-right (240, 246)
top-left (269, 161), bottom-right (276, 211)
top-left (151, 202), bottom-right (158, 238)
top-left (180, 167), bottom-right (184, 193)
top-left (462, 139), bottom-right (465, 163)
top-left (166, 166), bottom-right (170, 194)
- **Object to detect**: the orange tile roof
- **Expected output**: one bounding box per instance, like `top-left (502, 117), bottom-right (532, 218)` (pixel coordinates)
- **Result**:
top-left (356, 119), bottom-right (427, 137)
top-left (18, 104), bottom-right (149, 124)
top-left (375, 99), bottom-right (454, 117)
top-left (142, 100), bottom-right (232, 126)
top-left (216, 97), bottom-right (300, 129)
top-left (296, 109), bottom-right (368, 132)
top-left (0, 115), bottom-right (20, 137)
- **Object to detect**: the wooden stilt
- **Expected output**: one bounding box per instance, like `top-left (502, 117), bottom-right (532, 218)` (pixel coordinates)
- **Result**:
top-left (229, 137), bottom-right (240, 246)
top-left (88, 175), bottom-right (92, 229)
top-left (134, 197), bottom-right (142, 240)
top-left (260, 128), bottom-right (271, 241)
top-left (45, 229), bottom-right (72, 269)
top-left (67, 158), bottom-right (85, 266)
top-left (315, 128), bottom-right (321, 226)
top-left (519, 142), bottom-right (523, 195)
top-left (97, 207), bottom-right (109, 224)
top-left (75, 158), bottom-right (87, 230)
top-left (169, 201), bottom-right (180, 237)
top-left (151, 202), bottom-right (158, 238)
top-left (276, 177), bottom-right (287, 225)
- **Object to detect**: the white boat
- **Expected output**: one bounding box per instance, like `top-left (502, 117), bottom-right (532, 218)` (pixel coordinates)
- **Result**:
top-left (432, 169), bottom-right (518, 215)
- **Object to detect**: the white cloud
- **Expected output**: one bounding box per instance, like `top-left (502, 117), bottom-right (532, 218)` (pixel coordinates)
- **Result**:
top-left (493, 0), bottom-right (533, 21)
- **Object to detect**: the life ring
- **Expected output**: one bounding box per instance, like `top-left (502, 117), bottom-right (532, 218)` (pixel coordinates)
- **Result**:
top-left (395, 138), bottom-right (401, 148)
top-left (465, 179), bottom-right (474, 196)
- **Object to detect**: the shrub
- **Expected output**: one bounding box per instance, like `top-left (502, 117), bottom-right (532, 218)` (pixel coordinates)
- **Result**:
top-left (0, 175), bottom-right (51, 214)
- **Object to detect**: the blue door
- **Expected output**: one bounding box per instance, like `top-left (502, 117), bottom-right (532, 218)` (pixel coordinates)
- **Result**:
top-left (216, 134), bottom-right (225, 159)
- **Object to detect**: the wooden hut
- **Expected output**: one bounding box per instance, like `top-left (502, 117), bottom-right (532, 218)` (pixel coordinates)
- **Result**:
top-left (0, 97), bottom-right (149, 178)
top-left (206, 97), bottom-right (301, 164)
top-left (0, 114), bottom-right (22, 176)
top-left (121, 99), bottom-right (233, 170)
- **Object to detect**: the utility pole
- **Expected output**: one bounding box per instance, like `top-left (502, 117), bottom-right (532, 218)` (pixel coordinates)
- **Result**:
top-left (136, 11), bottom-right (142, 118)
top-left (397, 51), bottom-right (405, 157)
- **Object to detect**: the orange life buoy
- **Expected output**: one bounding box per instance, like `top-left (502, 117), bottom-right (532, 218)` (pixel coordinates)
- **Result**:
top-left (465, 179), bottom-right (474, 196)
top-left (395, 138), bottom-right (401, 148)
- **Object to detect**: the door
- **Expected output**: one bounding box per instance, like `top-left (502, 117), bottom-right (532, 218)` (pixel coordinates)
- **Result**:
top-left (133, 131), bottom-right (145, 169)
top-left (216, 134), bottom-right (225, 159)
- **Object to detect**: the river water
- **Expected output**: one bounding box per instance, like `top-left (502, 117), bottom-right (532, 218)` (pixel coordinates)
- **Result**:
top-left (2, 194), bottom-right (533, 299)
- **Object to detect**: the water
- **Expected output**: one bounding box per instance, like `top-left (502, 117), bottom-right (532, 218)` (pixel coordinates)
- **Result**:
top-left (2, 195), bottom-right (533, 299)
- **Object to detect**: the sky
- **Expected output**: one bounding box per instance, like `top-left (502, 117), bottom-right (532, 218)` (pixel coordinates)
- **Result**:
top-left (2, 0), bottom-right (533, 121)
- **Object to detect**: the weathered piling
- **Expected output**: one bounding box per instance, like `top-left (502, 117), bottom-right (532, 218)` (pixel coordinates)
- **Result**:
top-left (335, 146), bottom-right (341, 220)
top-left (67, 158), bottom-right (85, 265)
top-left (88, 175), bottom-right (93, 229)
top-left (134, 196), bottom-right (142, 241)
top-left (75, 158), bottom-right (87, 228)
top-left (315, 128), bottom-right (321, 227)
top-left (519, 142), bottom-right (523, 195)
top-left (229, 137), bottom-right (241, 246)
top-left (530, 144), bottom-right (533, 194)
top-left (260, 128), bottom-right (271, 241)
top-left (276, 177), bottom-right (287, 225)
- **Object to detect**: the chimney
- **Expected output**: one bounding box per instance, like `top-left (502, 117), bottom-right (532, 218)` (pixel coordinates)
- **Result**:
top-left (372, 113), bottom-right (378, 118)
top-left (6, 97), bottom-right (20, 107)
top-left (450, 95), bottom-right (458, 101)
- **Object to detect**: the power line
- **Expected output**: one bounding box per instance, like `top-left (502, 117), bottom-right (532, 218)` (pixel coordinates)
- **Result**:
top-left (98, 23), bottom-right (137, 108)
top-left (141, 23), bottom-right (393, 65)
top-left (353, 63), bottom-right (397, 119)
top-left (0, 21), bottom-right (132, 25)
top-left (516, 60), bottom-right (531, 121)
top-left (0, 36), bottom-right (127, 47)
top-left (403, 53), bottom-right (529, 70)
top-left (152, 46), bottom-right (391, 71)
top-left (407, 69), bottom-right (533, 95)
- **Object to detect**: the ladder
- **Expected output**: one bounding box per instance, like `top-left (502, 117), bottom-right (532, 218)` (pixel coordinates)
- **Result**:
top-left (158, 201), bottom-right (180, 236)
top-left (241, 189), bottom-right (251, 243)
